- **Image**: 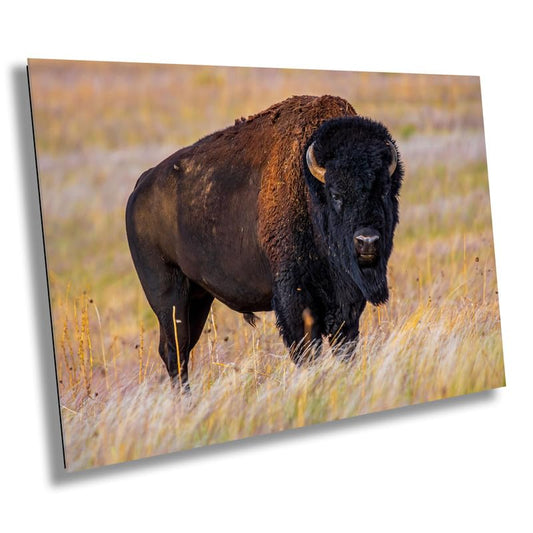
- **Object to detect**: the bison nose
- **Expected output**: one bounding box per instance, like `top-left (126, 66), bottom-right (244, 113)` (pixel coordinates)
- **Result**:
top-left (355, 234), bottom-right (380, 246)
top-left (354, 229), bottom-right (380, 264)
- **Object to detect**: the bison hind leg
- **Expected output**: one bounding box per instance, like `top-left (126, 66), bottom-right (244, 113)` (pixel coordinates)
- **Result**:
top-left (243, 312), bottom-right (260, 328)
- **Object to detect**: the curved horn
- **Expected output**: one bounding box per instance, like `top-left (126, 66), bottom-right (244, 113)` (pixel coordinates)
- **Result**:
top-left (306, 142), bottom-right (326, 183)
top-left (386, 141), bottom-right (397, 176)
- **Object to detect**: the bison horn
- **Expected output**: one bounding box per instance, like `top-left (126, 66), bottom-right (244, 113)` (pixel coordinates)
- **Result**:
top-left (306, 142), bottom-right (326, 183)
top-left (386, 141), bottom-right (397, 176)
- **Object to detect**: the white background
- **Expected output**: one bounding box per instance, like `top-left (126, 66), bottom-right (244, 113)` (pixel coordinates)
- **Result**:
top-left (1, 1), bottom-right (531, 531)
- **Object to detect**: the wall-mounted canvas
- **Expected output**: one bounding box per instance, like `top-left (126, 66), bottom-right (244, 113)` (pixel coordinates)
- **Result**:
top-left (28, 59), bottom-right (505, 471)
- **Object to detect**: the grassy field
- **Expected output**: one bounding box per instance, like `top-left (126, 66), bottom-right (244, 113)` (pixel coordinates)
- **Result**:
top-left (28, 60), bottom-right (505, 471)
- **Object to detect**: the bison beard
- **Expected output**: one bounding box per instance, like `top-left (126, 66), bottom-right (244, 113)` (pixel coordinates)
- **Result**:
top-left (343, 247), bottom-right (389, 306)
top-left (126, 95), bottom-right (403, 387)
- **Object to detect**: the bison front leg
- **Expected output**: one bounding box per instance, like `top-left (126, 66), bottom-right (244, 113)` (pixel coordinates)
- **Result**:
top-left (272, 280), bottom-right (323, 364)
top-left (325, 299), bottom-right (367, 359)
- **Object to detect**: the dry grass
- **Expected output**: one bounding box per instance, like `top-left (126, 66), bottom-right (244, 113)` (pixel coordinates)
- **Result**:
top-left (28, 60), bottom-right (504, 471)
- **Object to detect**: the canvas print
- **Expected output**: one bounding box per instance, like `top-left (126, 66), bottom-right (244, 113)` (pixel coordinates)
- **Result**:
top-left (28, 59), bottom-right (505, 471)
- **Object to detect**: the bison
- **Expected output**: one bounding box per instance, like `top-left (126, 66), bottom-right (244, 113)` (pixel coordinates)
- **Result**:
top-left (126, 95), bottom-right (403, 386)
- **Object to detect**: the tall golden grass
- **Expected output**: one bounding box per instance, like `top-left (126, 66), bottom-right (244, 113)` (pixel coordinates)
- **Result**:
top-left (28, 60), bottom-right (504, 471)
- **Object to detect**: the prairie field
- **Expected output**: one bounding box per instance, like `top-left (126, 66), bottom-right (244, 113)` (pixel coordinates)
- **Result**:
top-left (28, 60), bottom-right (505, 471)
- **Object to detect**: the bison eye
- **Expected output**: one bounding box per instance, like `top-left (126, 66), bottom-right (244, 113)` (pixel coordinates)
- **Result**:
top-left (330, 191), bottom-right (343, 211)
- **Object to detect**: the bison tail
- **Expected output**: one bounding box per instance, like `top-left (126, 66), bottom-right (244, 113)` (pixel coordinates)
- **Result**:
top-left (243, 312), bottom-right (260, 328)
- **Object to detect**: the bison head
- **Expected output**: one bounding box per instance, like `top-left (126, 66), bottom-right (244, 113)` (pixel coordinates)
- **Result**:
top-left (304, 116), bottom-right (403, 306)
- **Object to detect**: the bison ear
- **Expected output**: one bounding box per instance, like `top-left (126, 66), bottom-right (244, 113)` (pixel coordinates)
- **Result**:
top-left (386, 141), bottom-right (397, 177)
top-left (306, 142), bottom-right (326, 184)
